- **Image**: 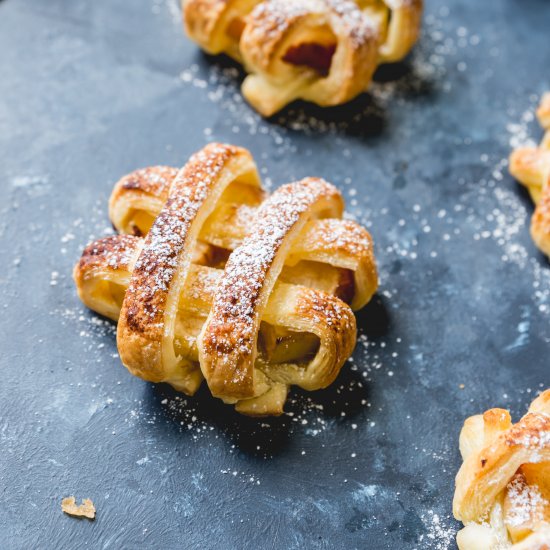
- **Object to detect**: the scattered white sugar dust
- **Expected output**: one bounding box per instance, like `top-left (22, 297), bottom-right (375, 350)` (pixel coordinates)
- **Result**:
top-left (219, 469), bottom-right (261, 485)
top-left (505, 474), bottom-right (547, 527)
top-left (281, 379), bottom-right (371, 438)
top-left (426, 100), bottom-right (550, 325)
top-left (352, 483), bottom-right (378, 502)
top-left (58, 200), bottom-right (114, 258)
top-left (60, 230), bottom-right (75, 244)
top-left (53, 305), bottom-right (117, 352)
top-left (506, 94), bottom-right (540, 149)
top-left (415, 510), bottom-right (455, 550)
top-left (507, 421), bottom-right (550, 450)
top-left (139, 394), bottom-right (217, 442)
top-left (369, 6), bottom-right (478, 105)
top-left (178, 64), bottom-right (295, 177)
top-left (122, 377), bottom-right (374, 456)
top-left (353, 332), bottom-right (403, 383)
top-left (151, 0), bottom-right (180, 23)
top-left (11, 174), bottom-right (50, 189)
top-left (9, 174), bottom-right (51, 202)
top-left (473, 115), bottom-right (550, 318)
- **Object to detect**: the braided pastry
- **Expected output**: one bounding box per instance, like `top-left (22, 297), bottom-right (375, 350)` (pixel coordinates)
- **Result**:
top-left (74, 143), bottom-right (378, 415)
top-left (453, 390), bottom-right (550, 549)
top-left (509, 93), bottom-right (550, 257)
top-left (182, 0), bottom-right (423, 116)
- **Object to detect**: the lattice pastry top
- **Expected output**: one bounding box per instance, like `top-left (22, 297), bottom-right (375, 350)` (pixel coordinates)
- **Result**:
top-left (509, 93), bottom-right (550, 258)
top-left (74, 143), bottom-right (378, 415)
top-left (182, 0), bottom-right (423, 116)
top-left (453, 390), bottom-right (550, 549)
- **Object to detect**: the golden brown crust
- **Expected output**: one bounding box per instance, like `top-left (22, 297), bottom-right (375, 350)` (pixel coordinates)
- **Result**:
top-left (120, 147), bottom-right (240, 334)
top-left (74, 143), bottom-right (378, 415)
top-left (453, 390), bottom-right (550, 549)
top-left (183, 0), bottom-right (262, 59)
top-left (531, 184), bottom-right (550, 256)
top-left (291, 285), bottom-right (356, 387)
top-left (181, 0), bottom-right (422, 115)
top-left (115, 166), bottom-right (176, 196)
top-left (109, 166), bottom-right (177, 236)
top-left (183, 0), bottom-right (227, 51)
top-left (371, 0), bottom-right (423, 62)
top-left (73, 235), bottom-right (142, 322)
top-left (537, 92), bottom-right (550, 129)
top-left (509, 93), bottom-right (550, 258)
top-left (76, 235), bottom-right (139, 275)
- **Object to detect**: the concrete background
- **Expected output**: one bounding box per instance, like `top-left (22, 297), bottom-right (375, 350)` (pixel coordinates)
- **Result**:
top-left (0, 0), bottom-right (548, 548)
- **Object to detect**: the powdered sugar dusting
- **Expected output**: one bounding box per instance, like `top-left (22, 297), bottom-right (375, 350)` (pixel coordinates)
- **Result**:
top-left (247, 0), bottom-right (377, 52)
top-left (506, 413), bottom-right (550, 451)
top-left (78, 235), bottom-right (140, 273)
top-left (505, 473), bottom-right (547, 528)
top-left (416, 510), bottom-right (455, 550)
top-left (314, 218), bottom-right (372, 256)
top-left (118, 166), bottom-right (177, 198)
top-left (508, 108), bottom-right (538, 150)
top-left (151, 0), bottom-right (181, 24)
top-left (123, 144), bottom-right (238, 331)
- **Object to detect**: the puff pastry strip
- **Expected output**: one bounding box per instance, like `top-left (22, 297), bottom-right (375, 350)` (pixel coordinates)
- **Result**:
top-left (115, 144), bottom-right (259, 396)
top-left (74, 143), bottom-right (378, 415)
top-left (357, 0), bottom-right (422, 63)
top-left (183, 0), bottom-right (260, 61)
top-left (509, 93), bottom-right (550, 257)
top-left (182, 0), bottom-right (422, 115)
top-left (453, 390), bottom-right (550, 549)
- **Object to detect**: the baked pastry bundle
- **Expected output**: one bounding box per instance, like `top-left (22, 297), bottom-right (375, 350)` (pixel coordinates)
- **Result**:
top-left (509, 93), bottom-right (550, 257)
top-left (182, 0), bottom-right (423, 115)
top-left (74, 143), bottom-right (378, 415)
top-left (453, 390), bottom-right (550, 549)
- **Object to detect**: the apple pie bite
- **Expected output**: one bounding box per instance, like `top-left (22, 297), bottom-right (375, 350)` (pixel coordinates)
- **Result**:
top-left (74, 143), bottom-right (378, 415)
top-left (182, 0), bottom-right (423, 115)
top-left (453, 390), bottom-right (550, 549)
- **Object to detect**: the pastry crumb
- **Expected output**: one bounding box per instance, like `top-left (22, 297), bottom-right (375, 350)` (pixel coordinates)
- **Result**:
top-left (61, 496), bottom-right (96, 519)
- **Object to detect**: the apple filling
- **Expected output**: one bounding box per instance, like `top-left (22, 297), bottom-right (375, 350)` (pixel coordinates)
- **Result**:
top-left (282, 42), bottom-right (336, 76)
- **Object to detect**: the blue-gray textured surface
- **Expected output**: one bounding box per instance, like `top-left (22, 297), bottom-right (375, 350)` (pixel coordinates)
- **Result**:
top-left (0, 0), bottom-right (549, 549)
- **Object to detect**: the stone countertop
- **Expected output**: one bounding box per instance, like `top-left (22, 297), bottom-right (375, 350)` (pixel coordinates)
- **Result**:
top-left (0, 0), bottom-right (548, 548)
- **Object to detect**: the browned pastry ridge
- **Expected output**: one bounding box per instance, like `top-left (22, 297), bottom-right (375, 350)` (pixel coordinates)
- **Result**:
top-left (453, 390), bottom-right (550, 549)
top-left (509, 93), bottom-right (550, 258)
top-left (74, 143), bottom-right (378, 416)
top-left (182, 0), bottom-right (423, 115)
